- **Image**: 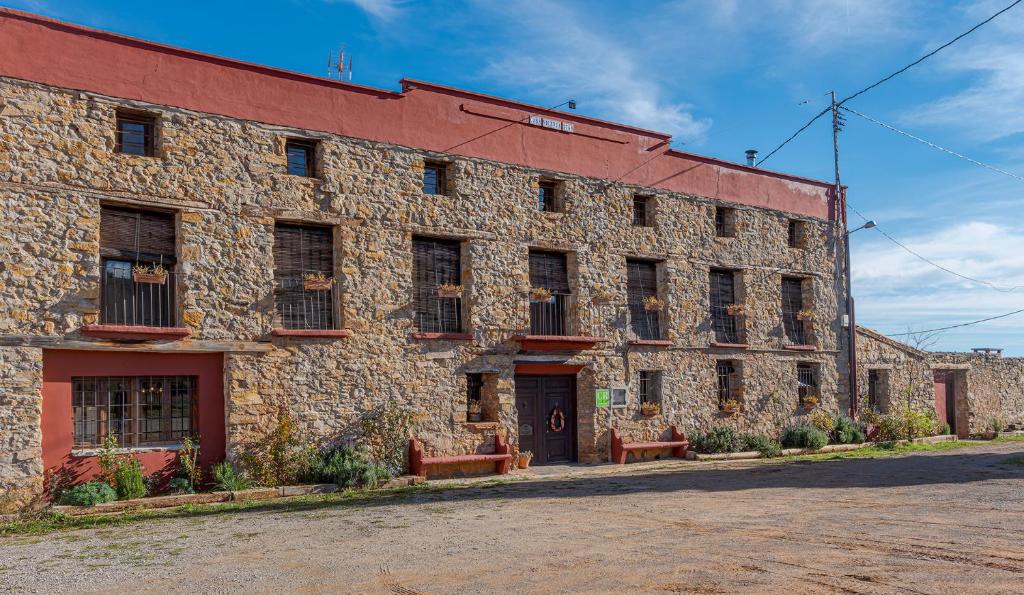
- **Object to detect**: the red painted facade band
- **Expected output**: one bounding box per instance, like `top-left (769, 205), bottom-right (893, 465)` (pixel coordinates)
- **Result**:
top-left (514, 363), bottom-right (586, 375)
top-left (0, 8), bottom-right (835, 220)
top-left (41, 350), bottom-right (226, 493)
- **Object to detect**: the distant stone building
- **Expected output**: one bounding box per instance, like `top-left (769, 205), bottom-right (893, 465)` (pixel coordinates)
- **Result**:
top-left (0, 9), bottom-right (852, 510)
top-left (856, 327), bottom-right (1024, 437)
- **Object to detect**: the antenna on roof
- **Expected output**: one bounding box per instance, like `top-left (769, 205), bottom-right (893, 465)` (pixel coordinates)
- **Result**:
top-left (327, 47), bottom-right (353, 81)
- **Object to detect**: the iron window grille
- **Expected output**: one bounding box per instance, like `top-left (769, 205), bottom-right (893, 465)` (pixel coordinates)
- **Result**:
top-left (538, 180), bottom-right (559, 212)
top-left (528, 250), bottom-right (572, 335)
top-left (716, 360), bottom-right (738, 407)
top-left (99, 206), bottom-right (177, 327)
top-left (787, 220), bottom-right (804, 248)
top-left (627, 259), bottom-right (660, 340)
top-left (867, 369), bottom-right (882, 411)
top-left (633, 195), bottom-right (651, 226)
top-left (115, 111), bottom-right (157, 157)
top-left (286, 139), bottom-right (317, 177)
top-left (273, 223), bottom-right (336, 330)
top-left (412, 237), bottom-right (463, 333)
top-left (709, 269), bottom-right (740, 343)
top-left (423, 161), bottom-right (448, 195)
top-left (466, 373), bottom-right (483, 421)
top-left (715, 206), bottom-right (735, 237)
top-left (797, 363), bottom-right (818, 400)
top-left (638, 370), bottom-right (660, 404)
top-left (72, 376), bottom-right (196, 448)
top-left (781, 277), bottom-right (807, 345)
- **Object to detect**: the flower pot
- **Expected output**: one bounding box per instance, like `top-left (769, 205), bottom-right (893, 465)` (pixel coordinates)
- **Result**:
top-left (468, 412), bottom-right (482, 423)
top-left (437, 286), bottom-right (463, 298)
top-left (518, 453), bottom-right (532, 469)
top-left (133, 270), bottom-right (167, 285)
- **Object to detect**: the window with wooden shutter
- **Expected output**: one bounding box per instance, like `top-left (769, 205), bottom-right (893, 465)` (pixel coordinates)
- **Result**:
top-left (709, 269), bottom-right (740, 343)
top-left (714, 207), bottom-right (736, 237)
top-left (627, 259), bottom-right (660, 340)
top-left (781, 277), bottom-right (807, 345)
top-left (528, 250), bottom-right (571, 335)
top-left (787, 219), bottom-right (805, 248)
top-left (633, 195), bottom-right (651, 226)
top-left (274, 223), bottom-right (335, 330)
top-left (99, 206), bottom-right (177, 326)
top-left (412, 237), bottom-right (463, 333)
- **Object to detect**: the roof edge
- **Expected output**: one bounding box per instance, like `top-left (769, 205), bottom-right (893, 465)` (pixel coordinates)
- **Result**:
top-left (856, 325), bottom-right (929, 358)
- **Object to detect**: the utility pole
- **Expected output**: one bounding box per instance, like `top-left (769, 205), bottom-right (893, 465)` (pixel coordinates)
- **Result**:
top-left (832, 91), bottom-right (858, 418)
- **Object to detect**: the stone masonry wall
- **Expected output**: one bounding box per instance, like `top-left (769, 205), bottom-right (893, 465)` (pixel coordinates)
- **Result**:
top-left (0, 77), bottom-right (846, 507)
top-left (931, 352), bottom-right (1024, 434)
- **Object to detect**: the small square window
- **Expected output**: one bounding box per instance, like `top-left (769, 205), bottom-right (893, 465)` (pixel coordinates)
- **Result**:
top-left (538, 180), bottom-right (559, 212)
top-left (715, 206), bottom-right (736, 237)
top-left (285, 139), bottom-right (317, 177)
top-left (788, 219), bottom-right (805, 248)
top-left (797, 363), bottom-right (819, 402)
top-left (423, 161), bottom-right (448, 195)
top-left (466, 373), bottom-right (483, 422)
top-left (633, 195), bottom-right (652, 226)
top-left (115, 111), bottom-right (157, 157)
top-left (716, 360), bottom-right (740, 409)
top-left (638, 370), bottom-right (661, 404)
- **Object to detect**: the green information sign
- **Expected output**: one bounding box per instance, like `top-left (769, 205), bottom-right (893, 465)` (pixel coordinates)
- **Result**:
top-left (595, 388), bottom-right (610, 408)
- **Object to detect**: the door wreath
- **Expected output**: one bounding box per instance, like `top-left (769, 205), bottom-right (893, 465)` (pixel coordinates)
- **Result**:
top-left (548, 407), bottom-right (566, 432)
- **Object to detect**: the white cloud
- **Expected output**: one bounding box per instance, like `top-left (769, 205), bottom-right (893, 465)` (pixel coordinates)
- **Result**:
top-left (332, 0), bottom-right (406, 21)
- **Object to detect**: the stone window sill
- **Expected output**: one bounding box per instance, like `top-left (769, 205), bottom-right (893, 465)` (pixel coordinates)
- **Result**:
top-left (72, 443), bottom-right (184, 457)
top-left (461, 421), bottom-right (500, 430)
top-left (411, 332), bottom-right (474, 341)
top-left (272, 328), bottom-right (352, 338)
top-left (81, 324), bottom-right (191, 341)
top-left (710, 342), bottom-right (750, 349)
top-left (783, 344), bottom-right (817, 352)
top-left (628, 339), bottom-right (673, 347)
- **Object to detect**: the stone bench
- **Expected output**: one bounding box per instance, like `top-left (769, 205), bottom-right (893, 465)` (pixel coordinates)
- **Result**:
top-left (611, 425), bottom-right (689, 464)
top-left (408, 434), bottom-right (513, 477)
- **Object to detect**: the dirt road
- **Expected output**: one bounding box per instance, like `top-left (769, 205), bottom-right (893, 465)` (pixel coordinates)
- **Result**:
top-left (3, 442), bottom-right (1023, 593)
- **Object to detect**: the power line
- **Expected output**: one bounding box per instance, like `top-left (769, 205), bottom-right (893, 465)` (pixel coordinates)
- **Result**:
top-left (887, 307), bottom-right (1024, 336)
top-left (757, 0), bottom-right (1023, 166)
top-left (848, 205), bottom-right (1024, 292)
top-left (839, 0), bottom-right (1023, 106)
top-left (841, 106), bottom-right (1024, 183)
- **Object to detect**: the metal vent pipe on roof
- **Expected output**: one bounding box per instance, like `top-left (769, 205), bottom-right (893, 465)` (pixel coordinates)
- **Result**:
top-left (745, 149), bottom-right (758, 166)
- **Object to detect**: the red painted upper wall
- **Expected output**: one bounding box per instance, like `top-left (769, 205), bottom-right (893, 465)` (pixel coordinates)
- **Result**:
top-left (0, 8), bottom-right (836, 220)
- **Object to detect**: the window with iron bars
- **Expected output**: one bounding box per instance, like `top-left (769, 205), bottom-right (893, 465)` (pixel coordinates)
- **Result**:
top-left (797, 363), bottom-right (818, 401)
top-left (423, 161), bottom-right (448, 195)
top-left (413, 237), bottom-right (463, 333)
top-left (714, 206), bottom-right (736, 237)
top-left (716, 360), bottom-right (739, 408)
top-left (285, 139), bottom-right (317, 177)
top-left (115, 111), bottom-right (157, 157)
top-left (627, 259), bottom-right (660, 340)
top-left (633, 195), bottom-right (652, 226)
top-left (638, 370), bottom-right (660, 404)
top-left (273, 223), bottom-right (336, 330)
top-left (787, 219), bottom-right (805, 248)
top-left (781, 277), bottom-right (807, 345)
top-left (466, 373), bottom-right (483, 422)
top-left (538, 180), bottom-right (559, 212)
top-left (867, 369), bottom-right (888, 412)
top-left (709, 269), bottom-right (741, 343)
top-left (72, 376), bottom-right (196, 448)
top-left (99, 205), bottom-right (177, 327)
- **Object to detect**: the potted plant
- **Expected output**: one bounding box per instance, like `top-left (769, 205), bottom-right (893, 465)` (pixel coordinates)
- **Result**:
top-left (518, 450), bottom-right (533, 469)
top-left (726, 303), bottom-right (746, 316)
top-left (303, 272), bottom-right (334, 291)
top-left (721, 399), bottom-right (741, 415)
top-left (529, 287), bottom-right (553, 303)
top-left (642, 296), bottom-right (665, 311)
top-left (467, 400), bottom-right (482, 423)
top-left (591, 288), bottom-right (615, 306)
top-left (796, 308), bottom-right (814, 321)
top-left (436, 283), bottom-right (464, 298)
top-left (640, 401), bottom-right (661, 417)
top-left (132, 264), bottom-right (168, 285)
top-left (800, 393), bottom-right (819, 410)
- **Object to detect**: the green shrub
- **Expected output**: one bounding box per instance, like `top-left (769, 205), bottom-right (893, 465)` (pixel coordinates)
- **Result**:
top-left (302, 444), bottom-right (390, 488)
top-left (876, 406), bottom-right (937, 441)
top-left (740, 434), bottom-right (782, 458)
top-left (690, 427), bottom-right (744, 454)
top-left (211, 461), bottom-right (252, 492)
top-left (360, 400), bottom-right (414, 476)
top-left (236, 413), bottom-right (313, 487)
top-left (167, 477), bottom-right (194, 494)
top-left (780, 425), bottom-right (828, 450)
top-left (57, 481), bottom-right (117, 506)
top-left (940, 422), bottom-right (952, 436)
top-left (113, 458), bottom-right (146, 500)
top-left (831, 416), bottom-right (866, 445)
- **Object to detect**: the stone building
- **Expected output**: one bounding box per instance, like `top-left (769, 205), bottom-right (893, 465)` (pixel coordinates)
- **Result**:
top-left (0, 9), bottom-right (851, 511)
top-left (856, 327), bottom-right (1024, 437)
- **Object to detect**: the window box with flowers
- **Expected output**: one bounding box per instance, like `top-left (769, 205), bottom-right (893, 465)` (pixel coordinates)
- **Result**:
top-left (725, 303), bottom-right (746, 316)
top-left (132, 264), bottom-right (168, 285)
top-left (800, 393), bottom-right (820, 410)
top-left (303, 272), bottom-right (335, 291)
top-left (640, 401), bottom-right (661, 417)
top-left (529, 287), bottom-right (553, 303)
top-left (642, 296), bottom-right (666, 312)
top-left (436, 283), bottom-right (464, 298)
top-left (796, 308), bottom-right (815, 321)
top-left (721, 398), bottom-right (742, 416)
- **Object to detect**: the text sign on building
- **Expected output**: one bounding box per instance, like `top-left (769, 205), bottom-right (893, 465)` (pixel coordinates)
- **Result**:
top-left (528, 114), bottom-right (574, 133)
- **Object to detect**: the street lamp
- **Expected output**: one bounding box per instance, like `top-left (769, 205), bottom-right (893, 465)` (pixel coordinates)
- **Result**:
top-left (844, 219), bottom-right (876, 419)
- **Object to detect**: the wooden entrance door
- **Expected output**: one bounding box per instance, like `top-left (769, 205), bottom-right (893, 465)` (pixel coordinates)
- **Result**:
top-left (933, 370), bottom-right (956, 434)
top-left (515, 375), bottom-right (576, 465)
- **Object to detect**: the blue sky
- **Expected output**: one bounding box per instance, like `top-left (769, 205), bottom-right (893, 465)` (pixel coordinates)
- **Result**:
top-left (8, 0), bottom-right (1024, 354)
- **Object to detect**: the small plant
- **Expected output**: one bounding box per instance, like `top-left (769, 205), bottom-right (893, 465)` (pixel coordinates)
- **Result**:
top-left (303, 271), bottom-right (335, 291)
top-left (360, 399), bottom-right (415, 477)
top-left (725, 303), bottom-right (746, 316)
top-left (720, 399), bottom-right (741, 415)
top-left (640, 401), bottom-right (661, 417)
top-left (178, 435), bottom-right (202, 490)
top-left (691, 426), bottom-right (744, 454)
top-left (237, 413), bottom-right (308, 487)
top-left (57, 481), bottom-right (117, 507)
top-left (800, 393), bottom-right (819, 410)
top-left (96, 433), bottom-right (121, 486)
top-left (113, 458), bottom-right (147, 500)
top-left (132, 263), bottom-right (168, 284)
top-left (518, 450), bottom-right (533, 469)
top-left (795, 308), bottom-right (814, 321)
top-left (807, 409), bottom-right (834, 433)
top-left (741, 434), bottom-right (782, 458)
top-left (642, 296), bottom-right (665, 311)
top-left (529, 287), bottom-right (553, 303)
top-left (467, 399), bottom-right (483, 422)
top-left (167, 477), bottom-right (194, 495)
top-left (303, 444), bottom-right (389, 488)
top-left (992, 418), bottom-right (1004, 434)
top-left (940, 422), bottom-right (952, 436)
top-left (780, 425), bottom-right (828, 450)
top-left (831, 415), bottom-right (866, 445)
top-left (211, 461), bottom-right (252, 492)
top-left (436, 283), bottom-right (463, 298)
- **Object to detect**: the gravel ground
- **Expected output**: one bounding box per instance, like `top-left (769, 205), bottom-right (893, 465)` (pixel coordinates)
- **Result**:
top-left (2, 441), bottom-right (1023, 594)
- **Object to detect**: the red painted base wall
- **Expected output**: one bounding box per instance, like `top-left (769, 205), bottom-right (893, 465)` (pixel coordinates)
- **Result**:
top-left (41, 350), bottom-right (225, 493)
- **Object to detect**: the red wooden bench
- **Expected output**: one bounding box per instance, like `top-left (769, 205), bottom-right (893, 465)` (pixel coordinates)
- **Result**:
top-left (610, 426), bottom-right (689, 464)
top-left (408, 434), bottom-right (513, 477)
